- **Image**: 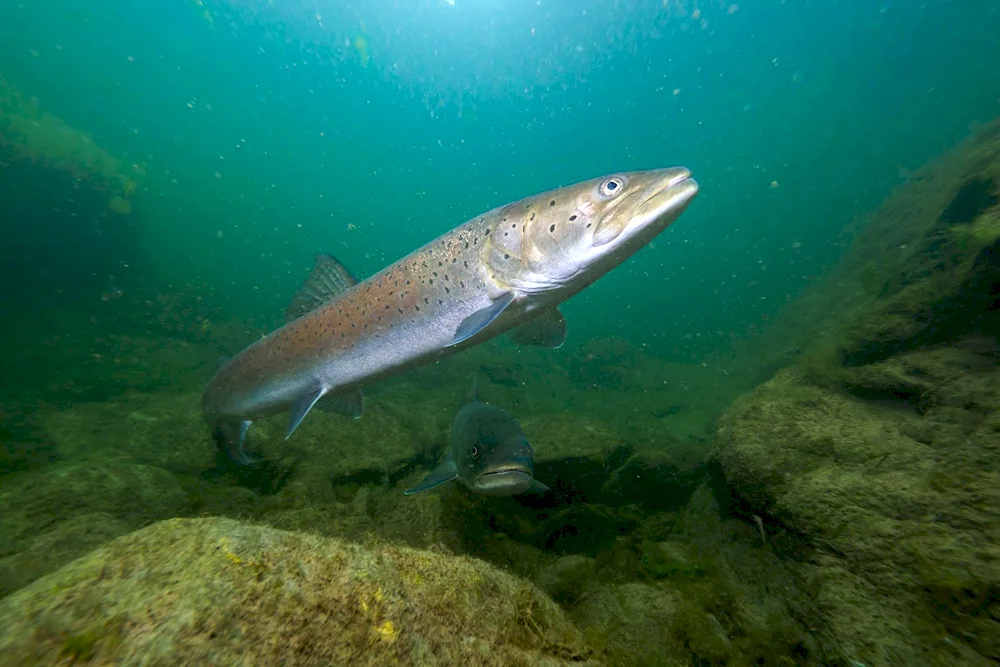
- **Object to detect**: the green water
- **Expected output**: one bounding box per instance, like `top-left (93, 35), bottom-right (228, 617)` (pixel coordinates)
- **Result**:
top-left (1, 1), bottom-right (1000, 665)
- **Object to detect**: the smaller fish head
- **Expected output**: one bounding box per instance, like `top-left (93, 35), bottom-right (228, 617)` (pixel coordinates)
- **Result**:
top-left (488, 168), bottom-right (698, 293)
top-left (461, 426), bottom-right (536, 496)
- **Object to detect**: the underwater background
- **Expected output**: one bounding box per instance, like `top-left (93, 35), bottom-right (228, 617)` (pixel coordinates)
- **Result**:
top-left (2, 1), bottom-right (1000, 665)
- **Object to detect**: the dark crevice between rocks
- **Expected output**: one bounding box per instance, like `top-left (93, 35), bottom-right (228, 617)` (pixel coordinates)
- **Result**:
top-left (939, 178), bottom-right (998, 227)
top-left (843, 178), bottom-right (1000, 368)
top-left (201, 452), bottom-right (297, 496)
top-left (840, 240), bottom-right (1000, 371)
top-left (334, 442), bottom-right (705, 561)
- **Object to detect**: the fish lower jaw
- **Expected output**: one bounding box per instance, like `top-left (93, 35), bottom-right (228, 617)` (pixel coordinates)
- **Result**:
top-left (471, 470), bottom-right (535, 496)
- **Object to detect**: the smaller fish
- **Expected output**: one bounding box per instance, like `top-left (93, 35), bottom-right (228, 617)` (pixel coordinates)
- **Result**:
top-left (101, 285), bottom-right (123, 302)
top-left (404, 381), bottom-right (549, 497)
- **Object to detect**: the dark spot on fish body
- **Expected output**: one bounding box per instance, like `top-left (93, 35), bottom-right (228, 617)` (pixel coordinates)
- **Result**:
top-left (549, 200), bottom-right (555, 206)
top-left (529, 212), bottom-right (535, 221)
top-left (504, 254), bottom-right (510, 259)
top-left (452, 258), bottom-right (457, 263)
top-left (424, 297), bottom-right (429, 304)
top-left (549, 224), bottom-right (556, 232)
top-left (569, 214), bottom-right (577, 221)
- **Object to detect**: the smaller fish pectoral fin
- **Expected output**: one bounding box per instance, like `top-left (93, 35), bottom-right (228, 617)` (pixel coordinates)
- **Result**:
top-left (526, 479), bottom-right (550, 494)
top-left (446, 291), bottom-right (515, 348)
top-left (404, 452), bottom-right (458, 495)
top-left (508, 307), bottom-right (567, 349)
top-left (317, 388), bottom-right (364, 419)
top-left (286, 384), bottom-right (329, 439)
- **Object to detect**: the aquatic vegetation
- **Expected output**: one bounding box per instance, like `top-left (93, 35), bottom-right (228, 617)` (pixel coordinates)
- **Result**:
top-left (0, 76), bottom-right (141, 214)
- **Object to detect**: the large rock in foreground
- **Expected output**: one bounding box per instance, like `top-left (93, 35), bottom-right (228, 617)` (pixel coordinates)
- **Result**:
top-left (0, 518), bottom-right (595, 666)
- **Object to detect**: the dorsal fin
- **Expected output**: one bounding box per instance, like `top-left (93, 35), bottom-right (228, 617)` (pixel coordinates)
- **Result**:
top-left (284, 253), bottom-right (359, 323)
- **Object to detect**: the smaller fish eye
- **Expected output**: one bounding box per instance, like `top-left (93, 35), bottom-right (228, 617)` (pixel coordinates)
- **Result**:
top-left (471, 446), bottom-right (479, 457)
top-left (600, 177), bottom-right (624, 197)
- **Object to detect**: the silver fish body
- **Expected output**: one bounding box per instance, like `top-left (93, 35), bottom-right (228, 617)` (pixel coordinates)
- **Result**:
top-left (203, 168), bottom-right (699, 462)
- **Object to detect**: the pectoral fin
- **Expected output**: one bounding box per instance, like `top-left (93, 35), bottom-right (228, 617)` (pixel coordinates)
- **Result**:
top-left (446, 292), bottom-right (515, 348)
top-left (317, 388), bottom-right (364, 419)
top-left (404, 451), bottom-right (458, 495)
top-left (508, 308), bottom-right (567, 349)
top-left (526, 479), bottom-right (550, 494)
top-left (286, 384), bottom-right (329, 439)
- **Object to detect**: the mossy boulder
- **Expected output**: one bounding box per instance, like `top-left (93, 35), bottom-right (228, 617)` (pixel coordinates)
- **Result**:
top-left (0, 461), bottom-right (187, 548)
top-left (0, 461), bottom-right (188, 597)
top-left (0, 512), bottom-right (129, 599)
top-left (0, 517), bottom-right (597, 666)
top-left (712, 344), bottom-right (1000, 666)
top-left (41, 392), bottom-right (216, 472)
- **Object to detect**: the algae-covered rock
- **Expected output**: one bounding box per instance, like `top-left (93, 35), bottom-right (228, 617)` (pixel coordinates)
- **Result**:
top-left (0, 512), bottom-right (129, 599)
top-left (0, 461), bottom-right (188, 596)
top-left (571, 582), bottom-right (682, 664)
top-left (713, 346), bottom-right (1000, 666)
top-left (41, 392), bottom-right (216, 472)
top-left (0, 517), bottom-right (596, 666)
top-left (534, 555), bottom-right (597, 603)
top-left (0, 461), bottom-right (187, 547)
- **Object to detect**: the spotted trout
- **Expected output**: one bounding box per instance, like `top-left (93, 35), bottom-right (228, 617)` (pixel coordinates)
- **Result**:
top-left (203, 168), bottom-right (699, 463)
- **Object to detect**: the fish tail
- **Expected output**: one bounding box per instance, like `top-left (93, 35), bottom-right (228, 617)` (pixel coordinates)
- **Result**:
top-left (212, 419), bottom-right (260, 466)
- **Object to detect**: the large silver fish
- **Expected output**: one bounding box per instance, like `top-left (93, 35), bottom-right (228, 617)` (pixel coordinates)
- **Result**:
top-left (404, 380), bottom-right (548, 496)
top-left (203, 168), bottom-right (699, 462)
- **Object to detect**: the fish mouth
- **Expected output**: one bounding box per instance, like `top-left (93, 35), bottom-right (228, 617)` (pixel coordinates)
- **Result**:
top-left (473, 468), bottom-right (535, 496)
top-left (636, 169), bottom-right (699, 220)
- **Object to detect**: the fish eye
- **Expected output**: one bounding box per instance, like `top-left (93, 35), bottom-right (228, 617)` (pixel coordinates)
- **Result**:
top-left (599, 177), bottom-right (625, 198)
top-left (471, 446), bottom-right (479, 457)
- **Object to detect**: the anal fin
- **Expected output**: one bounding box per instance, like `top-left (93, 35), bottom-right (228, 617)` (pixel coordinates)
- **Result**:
top-left (317, 388), bottom-right (364, 419)
top-left (508, 308), bottom-right (567, 349)
top-left (447, 292), bottom-right (515, 348)
top-left (286, 385), bottom-right (328, 439)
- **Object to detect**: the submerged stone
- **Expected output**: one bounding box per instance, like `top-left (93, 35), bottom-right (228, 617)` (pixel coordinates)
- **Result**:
top-left (0, 517), bottom-right (597, 666)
